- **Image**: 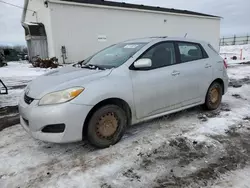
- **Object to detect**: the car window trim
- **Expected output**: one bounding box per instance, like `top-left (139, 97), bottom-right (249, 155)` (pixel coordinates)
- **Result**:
top-left (129, 41), bottom-right (180, 71)
top-left (201, 44), bottom-right (209, 58)
top-left (176, 41), bottom-right (209, 63)
top-left (208, 43), bottom-right (219, 55)
top-left (173, 41), bottom-right (181, 64)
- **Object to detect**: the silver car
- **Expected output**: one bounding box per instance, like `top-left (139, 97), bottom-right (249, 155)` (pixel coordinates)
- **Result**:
top-left (19, 37), bottom-right (229, 148)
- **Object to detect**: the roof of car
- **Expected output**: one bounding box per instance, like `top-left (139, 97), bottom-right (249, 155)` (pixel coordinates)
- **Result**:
top-left (123, 37), bottom-right (207, 44)
top-left (123, 37), bottom-right (164, 43)
top-left (60, 0), bottom-right (220, 18)
top-left (162, 37), bottom-right (207, 44)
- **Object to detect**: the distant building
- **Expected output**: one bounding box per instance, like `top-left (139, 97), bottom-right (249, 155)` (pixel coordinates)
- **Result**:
top-left (22, 0), bottom-right (221, 63)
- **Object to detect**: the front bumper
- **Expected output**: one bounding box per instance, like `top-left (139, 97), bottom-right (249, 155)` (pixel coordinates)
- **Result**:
top-left (18, 93), bottom-right (93, 143)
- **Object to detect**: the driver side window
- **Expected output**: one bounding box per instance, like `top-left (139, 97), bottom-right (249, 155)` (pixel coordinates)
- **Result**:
top-left (140, 42), bottom-right (176, 69)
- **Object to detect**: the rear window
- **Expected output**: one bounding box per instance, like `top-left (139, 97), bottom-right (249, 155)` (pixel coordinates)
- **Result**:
top-left (177, 42), bottom-right (207, 63)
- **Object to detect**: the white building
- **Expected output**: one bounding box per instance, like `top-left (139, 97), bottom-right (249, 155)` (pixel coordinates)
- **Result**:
top-left (22, 0), bottom-right (221, 64)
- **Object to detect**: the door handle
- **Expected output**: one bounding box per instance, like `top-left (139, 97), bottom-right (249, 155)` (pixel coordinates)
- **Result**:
top-left (171, 71), bottom-right (180, 76)
top-left (205, 64), bottom-right (212, 68)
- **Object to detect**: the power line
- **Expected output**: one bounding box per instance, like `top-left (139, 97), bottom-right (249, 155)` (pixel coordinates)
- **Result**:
top-left (0, 0), bottom-right (35, 12)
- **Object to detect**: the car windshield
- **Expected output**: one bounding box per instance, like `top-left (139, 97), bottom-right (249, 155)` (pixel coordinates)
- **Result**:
top-left (84, 42), bottom-right (147, 69)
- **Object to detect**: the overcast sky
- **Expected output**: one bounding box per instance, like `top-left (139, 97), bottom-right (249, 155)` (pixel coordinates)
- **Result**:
top-left (0, 0), bottom-right (249, 45)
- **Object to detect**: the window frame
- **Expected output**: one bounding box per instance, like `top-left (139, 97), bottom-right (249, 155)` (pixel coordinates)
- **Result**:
top-left (129, 41), bottom-right (180, 71)
top-left (176, 41), bottom-right (209, 63)
top-left (208, 43), bottom-right (219, 55)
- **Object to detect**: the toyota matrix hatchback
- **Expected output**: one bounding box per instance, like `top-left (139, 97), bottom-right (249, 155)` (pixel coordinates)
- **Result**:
top-left (19, 37), bottom-right (228, 148)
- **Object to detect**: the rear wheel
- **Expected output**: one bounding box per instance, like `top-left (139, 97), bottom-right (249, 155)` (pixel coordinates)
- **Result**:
top-left (87, 105), bottom-right (127, 148)
top-left (204, 82), bottom-right (223, 110)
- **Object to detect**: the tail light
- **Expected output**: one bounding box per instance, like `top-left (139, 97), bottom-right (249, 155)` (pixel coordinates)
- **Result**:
top-left (223, 60), bottom-right (228, 69)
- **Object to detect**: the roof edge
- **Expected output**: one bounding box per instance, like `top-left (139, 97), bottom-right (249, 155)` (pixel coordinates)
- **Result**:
top-left (48, 0), bottom-right (220, 19)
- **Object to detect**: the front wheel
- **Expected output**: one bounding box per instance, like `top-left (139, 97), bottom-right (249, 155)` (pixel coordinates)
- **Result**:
top-left (87, 105), bottom-right (127, 148)
top-left (204, 82), bottom-right (223, 110)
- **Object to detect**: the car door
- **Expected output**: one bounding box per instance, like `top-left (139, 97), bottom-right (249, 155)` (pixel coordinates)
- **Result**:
top-left (129, 42), bottom-right (183, 119)
top-left (176, 42), bottom-right (213, 107)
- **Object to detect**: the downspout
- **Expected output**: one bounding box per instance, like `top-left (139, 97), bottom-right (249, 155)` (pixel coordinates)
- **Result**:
top-left (21, 0), bottom-right (38, 23)
top-left (21, 0), bottom-right (29, 61)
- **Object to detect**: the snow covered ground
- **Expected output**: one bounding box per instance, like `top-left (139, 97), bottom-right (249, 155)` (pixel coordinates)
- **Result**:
top-left (1, 62), bottom-right (250, 188)
top-left (0, 61), bottom-right (48, 107)
top-left (210, 167), bottom-right (250, 188)
top-left (220, 44), bottom-right (250, 65)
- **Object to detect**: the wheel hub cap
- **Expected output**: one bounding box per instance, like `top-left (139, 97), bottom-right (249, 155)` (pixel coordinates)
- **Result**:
top-left (211, 88), bottom-right (219, 103)
top-left (96, 113), bottom-right (118, 138)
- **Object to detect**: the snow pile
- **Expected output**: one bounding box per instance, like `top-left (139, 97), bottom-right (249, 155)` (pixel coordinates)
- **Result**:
top-left (0, 61), bottom-right (48, 107)
top-left (211, 167), bottom-right (250, 188)
top-left (220, 44), bottom-right (250, 60)
top-left (0, 61), bottom-right (47, 77)
top-left (226, 65), bottom-right (250, 80)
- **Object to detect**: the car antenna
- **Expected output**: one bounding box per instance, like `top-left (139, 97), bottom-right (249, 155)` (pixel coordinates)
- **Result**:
top-left (184, 33), bottom-right (188, 38)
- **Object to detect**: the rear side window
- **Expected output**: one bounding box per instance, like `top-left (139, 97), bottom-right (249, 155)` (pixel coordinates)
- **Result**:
top-left (208, 43), bottom-right (219, 55)
top-left (177, 42), bottom-right (207, 63)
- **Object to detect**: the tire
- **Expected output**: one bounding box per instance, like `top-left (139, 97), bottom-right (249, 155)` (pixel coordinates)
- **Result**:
top-left (204, 82), bottom-right (223, 110)
top-left (87, 105), bottom-right (127, 148)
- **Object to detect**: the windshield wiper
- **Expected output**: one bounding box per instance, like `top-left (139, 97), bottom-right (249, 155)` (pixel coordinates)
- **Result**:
top-left (82, 64), bottom-right (106, 70)
top-left (73, 60), bottom-right (84, 67)
top-left (73, 61), bottom-right (107, 70)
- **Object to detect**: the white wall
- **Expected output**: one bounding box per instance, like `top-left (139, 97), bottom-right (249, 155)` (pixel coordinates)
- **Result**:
top-left (51, 2), bottom-right (220, 63)
top-left (24, 0), bottom-right (54, 57)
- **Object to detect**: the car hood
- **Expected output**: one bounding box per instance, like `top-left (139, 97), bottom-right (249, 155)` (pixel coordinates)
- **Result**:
top-left (26, 65), bottom-right (112, 99)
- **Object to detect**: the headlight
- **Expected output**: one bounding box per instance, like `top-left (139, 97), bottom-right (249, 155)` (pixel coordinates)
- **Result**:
top-left (39, 87), bottom-right (84, 106)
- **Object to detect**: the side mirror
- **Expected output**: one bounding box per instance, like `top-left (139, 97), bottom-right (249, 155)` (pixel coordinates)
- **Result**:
top-left (134, 58), bottom-right (152, 69)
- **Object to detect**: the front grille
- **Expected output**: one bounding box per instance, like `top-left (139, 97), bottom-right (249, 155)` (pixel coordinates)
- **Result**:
top-left (24, 94), bottom-right (34, 105)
